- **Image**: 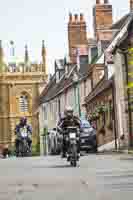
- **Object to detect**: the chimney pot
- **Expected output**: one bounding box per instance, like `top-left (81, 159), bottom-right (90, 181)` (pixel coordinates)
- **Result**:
top-left (104, 0), bottom-right (109, 4)
top-left (80, 13), bottom-right (84, 21)
top-left (74, 14), bottom-right (78, 22)
top-left (69, 13), bottom-right (73, 22)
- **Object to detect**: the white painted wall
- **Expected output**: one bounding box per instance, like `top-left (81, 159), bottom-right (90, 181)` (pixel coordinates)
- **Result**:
top-left (114, 52), bottom-right (129, 148)
top-left (39, 76), bottom-right (92, 131)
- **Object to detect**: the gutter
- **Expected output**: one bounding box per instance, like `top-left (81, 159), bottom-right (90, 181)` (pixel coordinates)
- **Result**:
top-left (112, 76), bottom-right (118, 150)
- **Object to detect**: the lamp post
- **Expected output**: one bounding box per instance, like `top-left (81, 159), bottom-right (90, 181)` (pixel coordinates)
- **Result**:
top-left (73, 73), bottom-right (81, 117)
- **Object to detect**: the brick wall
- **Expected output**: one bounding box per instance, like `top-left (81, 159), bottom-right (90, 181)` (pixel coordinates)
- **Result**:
top-left (68, 14), bottom-right (88, 63)
top-left (93, 1), bottom-right (113, 40)
top-left (130, 0), bottom-right (133, 11)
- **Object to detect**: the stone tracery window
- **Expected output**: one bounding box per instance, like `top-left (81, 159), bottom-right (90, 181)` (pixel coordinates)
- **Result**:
top-left (19, 94), bottom-right (29, 113)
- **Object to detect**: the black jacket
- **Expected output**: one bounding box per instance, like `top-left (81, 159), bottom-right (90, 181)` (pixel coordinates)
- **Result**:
top-left (57, 116), bottom-right (81, 133)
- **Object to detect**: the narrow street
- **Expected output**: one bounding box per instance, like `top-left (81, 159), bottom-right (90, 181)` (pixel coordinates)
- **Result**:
top-left (0, 154), bottom-right (133, 199)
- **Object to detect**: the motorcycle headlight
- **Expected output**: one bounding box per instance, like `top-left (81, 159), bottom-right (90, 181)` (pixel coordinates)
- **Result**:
top-left (89, 128), bottom-right (93, 132)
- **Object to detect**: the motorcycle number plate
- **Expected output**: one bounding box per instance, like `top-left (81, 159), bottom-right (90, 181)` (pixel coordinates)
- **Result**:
top-left (21, 128), bottom-right (28, 138)
top-left (69, 133), bottom-right (76, 139)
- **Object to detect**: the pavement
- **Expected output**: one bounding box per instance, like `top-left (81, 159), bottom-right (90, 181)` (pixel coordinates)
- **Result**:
top-left (1, 154), bottom-right (133, 199)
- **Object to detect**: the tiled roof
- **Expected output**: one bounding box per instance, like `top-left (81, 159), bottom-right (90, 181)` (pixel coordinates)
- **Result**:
top-left (106, 13), bottom-right (133, 54)
top-left (39, 63), bottom-right (90, 104)
top-left (101, 40), bottom-right (110, 51)
top-left (85, 78), bottom-right (113, 104)
top-left (39, 75), bottom-right (73, 104)
top-left (39, 75), bottom-right (56, 104)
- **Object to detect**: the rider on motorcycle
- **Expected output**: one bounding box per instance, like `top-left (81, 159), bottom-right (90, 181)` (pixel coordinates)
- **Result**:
top-left (57, 106), bottom-right (81, 158)
top-left (15, 117), bottom-right (32, 153)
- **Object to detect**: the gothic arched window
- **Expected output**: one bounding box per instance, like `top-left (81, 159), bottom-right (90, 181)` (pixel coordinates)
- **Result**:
top-left (19, 94), bottom-right (29, 113)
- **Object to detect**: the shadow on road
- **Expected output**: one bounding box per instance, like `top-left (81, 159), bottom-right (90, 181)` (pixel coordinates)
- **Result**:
top-left (120, 157), bottom-right (133, 161)
top-left (33, 164), bottom-right (80, 169)
top-left (49, 165), bottom-right (75, 168)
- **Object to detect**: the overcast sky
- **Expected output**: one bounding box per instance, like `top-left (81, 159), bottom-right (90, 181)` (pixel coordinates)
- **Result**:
top-left (0, 0), bottom-right (129, 73)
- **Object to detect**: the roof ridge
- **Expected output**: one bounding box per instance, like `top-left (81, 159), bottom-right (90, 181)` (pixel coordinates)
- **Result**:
top-left (111, 13), bottom-right (130, 30)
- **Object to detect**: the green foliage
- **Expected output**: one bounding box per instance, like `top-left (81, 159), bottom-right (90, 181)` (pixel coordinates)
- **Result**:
top-left (89, 111), bottom-right (99, 121)
top-left (95, 105), bottom-right (108, 114)
top-left (42, 127), bottom-right (48, 136)
top-left (88, 105), bottom-right (109, 121)
top-left (127, 82), bottom-right (133, 89)
top-left (32, 139), bottom-right (40, 156)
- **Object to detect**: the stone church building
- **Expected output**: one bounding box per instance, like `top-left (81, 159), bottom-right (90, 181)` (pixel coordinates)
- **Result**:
top-left (0, 40), bottom-right (47, 150)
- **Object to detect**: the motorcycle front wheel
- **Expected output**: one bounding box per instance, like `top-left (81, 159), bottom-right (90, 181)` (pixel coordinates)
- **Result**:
top-left (71, 160), bottom-right (77, 167)
top-left (70, 143), bottom-right (77, 167)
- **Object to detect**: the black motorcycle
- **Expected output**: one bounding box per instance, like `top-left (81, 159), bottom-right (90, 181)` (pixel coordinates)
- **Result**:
top-left (64, 127), bottom-right (80, 167)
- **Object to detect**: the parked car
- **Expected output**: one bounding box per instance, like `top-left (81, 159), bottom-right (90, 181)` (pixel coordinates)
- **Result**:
top-left (80, 120), bottom-right (97, 153)
top-left (48, 128), bottom-right (62, 155)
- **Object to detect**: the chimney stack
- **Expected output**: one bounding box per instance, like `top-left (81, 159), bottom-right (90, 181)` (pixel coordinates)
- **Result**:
top-left (104, 0), bottom-right (108, 4)
top-left (96, 0), bottom-right (100, 4)
top-left (96, 0), bottom-right (109, 4)
top-left (80, 13), bottom-right (84, 22)
top-left (93, 0), bottom-right (112, 40)
top-left (68, 13), bottom-right (87, 64)
top-left (130, 0), bottom-right (133, 12)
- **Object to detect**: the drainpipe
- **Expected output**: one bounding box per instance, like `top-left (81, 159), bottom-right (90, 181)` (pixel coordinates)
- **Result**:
top-left (112, 78), bottom-right (118, 150)
top-left (77, 82), bottom-right (81, 117)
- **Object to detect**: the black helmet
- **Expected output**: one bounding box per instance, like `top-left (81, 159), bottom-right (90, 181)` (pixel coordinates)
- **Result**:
top-left (20, 117), bottom-right (27, 125)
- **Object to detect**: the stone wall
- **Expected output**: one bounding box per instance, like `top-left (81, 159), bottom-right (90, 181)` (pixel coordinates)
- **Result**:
top-left (0, 72), bottom-right (46, 150)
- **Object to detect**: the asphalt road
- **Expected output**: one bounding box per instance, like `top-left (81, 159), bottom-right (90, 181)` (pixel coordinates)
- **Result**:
top-left (0, 154), bottom-right (133, 199)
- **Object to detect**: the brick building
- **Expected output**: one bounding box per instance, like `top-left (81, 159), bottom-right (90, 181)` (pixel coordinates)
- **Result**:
top-left (85, 0), bottom-right (133, 151)
top-left (93, 0), bottom-right (113, 41)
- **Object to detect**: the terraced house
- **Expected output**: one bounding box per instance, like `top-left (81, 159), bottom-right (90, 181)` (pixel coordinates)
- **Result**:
top-left (85, 0), bottom-right (133, 151)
